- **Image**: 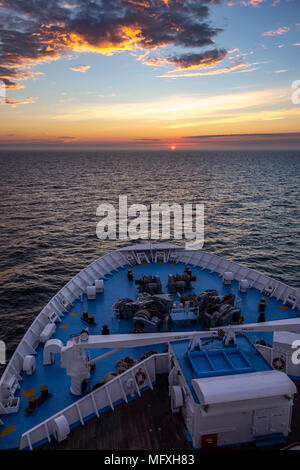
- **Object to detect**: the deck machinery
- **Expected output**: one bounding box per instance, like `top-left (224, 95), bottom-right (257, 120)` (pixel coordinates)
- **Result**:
top-left (45, 318), bottom-right (300, 449)
top-left (1, 243), bottom-right (300, 451)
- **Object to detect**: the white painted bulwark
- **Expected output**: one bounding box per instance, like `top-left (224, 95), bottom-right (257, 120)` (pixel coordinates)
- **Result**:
top-left (0, 243), bottom-right (298, 450)
top-left (19, 353), bottom-right (168, 450)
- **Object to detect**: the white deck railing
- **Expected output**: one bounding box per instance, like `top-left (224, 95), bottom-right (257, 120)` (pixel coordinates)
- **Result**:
top-left (0, 244), bottom-right (298, 444)
top-left (19, 353), bottom-right (169, 450)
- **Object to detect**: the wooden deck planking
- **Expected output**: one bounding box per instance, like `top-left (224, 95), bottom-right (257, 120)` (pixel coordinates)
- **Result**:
top-left (39, 374), bottom-right (192, 451)
top-left (38, 377), bottom-right (300, 451)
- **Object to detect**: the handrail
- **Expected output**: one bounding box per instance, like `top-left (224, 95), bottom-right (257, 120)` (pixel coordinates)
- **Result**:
top-left (19, 352), bottom-right (169, 450)
top-left (1, 246), bottom-right (300, 397)
top-left (0, 244), bottom-right (298, 441)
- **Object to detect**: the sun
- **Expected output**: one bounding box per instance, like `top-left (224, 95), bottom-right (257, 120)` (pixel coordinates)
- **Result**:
top-left (170, 145), bottom-right (176, 150)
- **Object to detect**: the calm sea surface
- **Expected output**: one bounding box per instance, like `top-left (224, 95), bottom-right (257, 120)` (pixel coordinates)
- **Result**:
top-left (0, 150), bottom-right (299, 367)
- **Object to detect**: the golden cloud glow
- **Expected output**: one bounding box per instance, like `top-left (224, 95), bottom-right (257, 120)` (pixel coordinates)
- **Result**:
top-left (158, 61), bottom-right (264, 78)
top-left (48, 27), bottom-right (146, 56)
top-left (70, 65), bottom-right (91, 72)
top-left (262, 26), bottom-right (290, 37)
top-left (45, 87), bottom-right (286, 120)
top-left (0, 97), bottom-right (34, 106)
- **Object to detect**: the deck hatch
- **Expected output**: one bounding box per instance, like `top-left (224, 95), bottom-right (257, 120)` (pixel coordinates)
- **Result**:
top-left (187, 347), bottom-right (254, 378)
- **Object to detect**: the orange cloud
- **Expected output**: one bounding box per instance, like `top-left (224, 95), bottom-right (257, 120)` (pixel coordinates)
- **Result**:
top-left (0, 97), bottom-right (34, 106)
top-left (240, 0), bottom-right (265, 6)
top-left (70, 64), bottom-right (91, 72)
top-left (143, 49), bottom-right (227, 71)
top-left (0, 0), bottom-right (225, 88)
top-left (158, 61), bottom-right (263, 78)
top-left (263, 27), bottom-right (290, 37)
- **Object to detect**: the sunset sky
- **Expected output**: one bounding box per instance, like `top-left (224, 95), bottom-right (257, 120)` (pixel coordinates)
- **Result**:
top-left (0, 0), bottom-right (299, 149)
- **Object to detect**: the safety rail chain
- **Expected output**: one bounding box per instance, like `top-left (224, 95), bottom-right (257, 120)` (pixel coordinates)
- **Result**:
top-left (0, 246), bottom-right (299, 413)
top-left (19, 352), bottom-right (169, 450)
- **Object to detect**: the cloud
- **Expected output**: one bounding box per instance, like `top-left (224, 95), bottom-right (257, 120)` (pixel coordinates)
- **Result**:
top-left (49, 87), bottom-right (290, 123)
top-left (228, 0), bottom-right (281, 6)
top-left (183, 132), bottom-right (300, 140)
top-left (229, 0), bottom-right (265, 6)
top-left (57, 135), bottom-right (77, 141)
top-left (60, 3), bottom-right (80, 8)
top-left (180, 132), bottom-right (300, 148)
top-left (58, 97), bottom-right (77, 103)
top-left (0, 97), bottom-right (34, 106)
top-left (144, 49), bottom-right (227, 71)
top-left (135, 138), bottom-right (162, 142)
top-left (96, 93), bottom-right (116, 97)
top-left (0, 66), bottom-right (43, 89)
top-left (157, 60), bottom-right (265, 78)
top-left (262, 26), bottom-right (290, 37)
top-left (0, 0), bottom-right (225, 89)
top-left (70, 64), bottom-right (91, 72)
top-left (241, 0), bottom-right (265, 6)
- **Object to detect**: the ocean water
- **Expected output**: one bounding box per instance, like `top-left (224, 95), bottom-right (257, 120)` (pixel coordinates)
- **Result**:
top-left (0, 149), bottom-right (299, 369)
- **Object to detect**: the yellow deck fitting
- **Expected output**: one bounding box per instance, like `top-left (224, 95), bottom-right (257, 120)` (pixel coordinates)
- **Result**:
top-left (0, 425), bottom-right (16, 438)
top-left (279, 306), bottom-right (288, 310)
top-left (70, 312), bottom-right (77, 317)
top-left (22, 387), bottom-right (35, 397)
top-left (59, 324), bottom-right (69, 329)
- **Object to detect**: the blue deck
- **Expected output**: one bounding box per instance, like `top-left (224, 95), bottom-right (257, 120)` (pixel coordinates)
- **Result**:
top-left (0, 261), bottom-right (298, 449)
top-left (171, 335), bottom-right (273, 403)
top-left (187, 347), bottom-right (254, 378)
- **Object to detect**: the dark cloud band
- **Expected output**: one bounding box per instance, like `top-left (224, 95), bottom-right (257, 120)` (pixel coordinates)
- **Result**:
top-left (0, 0), bottom-right (225, 89)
